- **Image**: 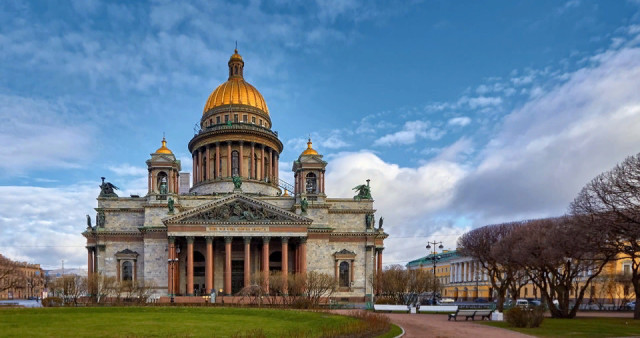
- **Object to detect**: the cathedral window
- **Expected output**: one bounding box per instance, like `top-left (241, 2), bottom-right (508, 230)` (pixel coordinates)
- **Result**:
top-left (122, 261), bottom-right (133, 281)
top-left (202, 157), bottom-right (207, 180)
top-left (306, 172), bottom-right (317, 194)
top-left (243, 114), bottom-right (248, 122)
top-left (234, 65), bottom-right (238, 75)
top-left (216, 116), bottom-right (220, 124)
top-left (232, 150), bottom-right (239, 176)
top-left (252, 116), bottom-right (256, 124)
top-left (234, 114), bottom-right (238, 123)
top-left (339, 261), bottom-right (350, 287)
top-left (225, 115), bottom-right (229, 123)
top-left (157, 172), bottom-right (168, 194)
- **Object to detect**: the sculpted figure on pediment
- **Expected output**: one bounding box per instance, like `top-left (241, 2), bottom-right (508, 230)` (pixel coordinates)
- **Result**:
top-left (183, 200), bottom-right (291, 223)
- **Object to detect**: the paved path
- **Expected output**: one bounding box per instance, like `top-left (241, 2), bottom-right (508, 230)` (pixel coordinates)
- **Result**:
top-left (332, 310), bottom-right (533, 338)
top-left (382, 313), bottom-right (533, 338)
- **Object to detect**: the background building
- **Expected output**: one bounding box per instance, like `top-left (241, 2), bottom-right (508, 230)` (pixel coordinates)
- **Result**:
top-left (0, 254), bottom-right (44, 300)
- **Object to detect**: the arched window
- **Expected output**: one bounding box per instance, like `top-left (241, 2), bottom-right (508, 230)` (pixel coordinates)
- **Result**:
top-left (339, 261), bottom-right (350, 287)
top-left (234, 65), bottom-right (238, 74)
top-left (254, 154), bottom-right (259, 179)
top-left (306, 172), bottom-right (317, 194)
top-left (202, 157), bottom-right (207, 180)
top-left (232, 150), bottom-right (239, 176)
top-left (157, 172), bottom-right (168, 194)
top-left (122, 261), bottom-right (133, 281)
top-left (264, 157), bottom-right (269, 182)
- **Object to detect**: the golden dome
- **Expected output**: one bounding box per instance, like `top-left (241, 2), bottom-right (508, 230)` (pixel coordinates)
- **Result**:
top-left (203, 49), bottom-right (269, 115)
top-left (155, 137), bottom-right (173, 154)
top-left (301, 138), bottom-right (318, 156)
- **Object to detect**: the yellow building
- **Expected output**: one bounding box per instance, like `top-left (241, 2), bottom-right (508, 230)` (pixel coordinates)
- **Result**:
top-left (407, 250), bottom-right (637, 304)
top-left (0, 257), bottom-right (44, 300)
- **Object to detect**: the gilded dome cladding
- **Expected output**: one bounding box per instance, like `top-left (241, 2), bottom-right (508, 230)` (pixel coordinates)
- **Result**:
top-left (203, 49), bottom-right (269, 115)
top-left (203, 79), bottom-right (269, 114)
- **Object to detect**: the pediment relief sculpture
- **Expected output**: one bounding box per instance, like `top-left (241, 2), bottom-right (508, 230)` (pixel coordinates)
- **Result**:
top-left (182, 200), bottom-right (290, 223)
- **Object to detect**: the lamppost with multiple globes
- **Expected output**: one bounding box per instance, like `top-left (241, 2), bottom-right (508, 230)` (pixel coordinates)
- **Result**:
top-left (168, 246), bottom-right (180, 304)
top-left (425, 241), bottom-right (444, 305)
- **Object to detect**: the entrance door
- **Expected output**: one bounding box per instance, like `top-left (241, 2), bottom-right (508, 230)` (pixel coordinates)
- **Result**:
top-left (231, 260), bottom-right (244, 294)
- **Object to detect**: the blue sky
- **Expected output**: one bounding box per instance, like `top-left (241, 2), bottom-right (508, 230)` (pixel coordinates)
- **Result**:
top-left (2, 0), bottom-right (640, 269)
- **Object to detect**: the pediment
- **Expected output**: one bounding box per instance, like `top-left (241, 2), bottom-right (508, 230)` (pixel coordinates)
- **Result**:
top-left (150, 155), bottom-right (175, 162)
top-left (299, 156), bottom-right (326, 164)
top-left (163, 193), bottom-right (312, 225)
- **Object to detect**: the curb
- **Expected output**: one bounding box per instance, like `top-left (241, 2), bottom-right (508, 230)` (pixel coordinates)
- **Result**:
top-left (394, 324), bottom-right (405, 338)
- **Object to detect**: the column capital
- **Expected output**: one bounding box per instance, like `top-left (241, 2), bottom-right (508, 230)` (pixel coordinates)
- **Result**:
top-left (243, 236), bottom-right (252, 244)
top-left (250, 141), bottom-right (255, 146)
top-left (239, 140), bottom-right (244, 145)
top-left (224, 236), bottom-right (233, 244)
top-left (281, 236), bottom-right (289, 244)
top-left (205, 236), bottom-right (214, 244)
top-left (216, 141), bottom-right (220, 146)
top-left (168, 236), bottom-right (175, 244)
top-left (262, 236), bottom-right (271, 244)
top-left (186, 236), bottom-right (194, 244)
top-left (299, 237), bottom-right (307, 244)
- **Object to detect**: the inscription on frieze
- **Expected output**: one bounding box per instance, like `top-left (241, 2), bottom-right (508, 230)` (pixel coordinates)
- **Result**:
top-left (207, 226), bottom-right (269, 232)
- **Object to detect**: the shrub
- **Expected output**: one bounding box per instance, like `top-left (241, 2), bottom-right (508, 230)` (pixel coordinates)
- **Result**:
top-left (505, 306), bottom-right (544, 328)
top-left (374, 297), bottom-right (396, 305)
top-left (41, 297), bottom-right (63, 307)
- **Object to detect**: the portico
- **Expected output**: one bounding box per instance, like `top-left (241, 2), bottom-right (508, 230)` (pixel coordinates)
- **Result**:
top-left (163, 193), bottom-right (312, 296)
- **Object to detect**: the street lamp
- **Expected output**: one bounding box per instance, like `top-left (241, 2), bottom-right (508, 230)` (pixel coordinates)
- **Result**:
top-left (168, 246), bottom-right (180, 304)
top-left (426, 241), bottom-right (444, 305)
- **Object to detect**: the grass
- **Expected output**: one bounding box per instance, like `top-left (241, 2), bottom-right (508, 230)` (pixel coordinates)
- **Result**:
top-left (0, 306), bottom-right (358, 337)
top-left (377, 324), bottom-right (403, 338)
top-left (481, 317), bottom-right (640, 337)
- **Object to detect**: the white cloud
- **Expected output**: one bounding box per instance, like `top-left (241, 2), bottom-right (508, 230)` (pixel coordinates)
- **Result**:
top-left (447, 116), bottom-right (471, 127)
top-left (0, 94), bottom-right (94, 176)
top-left (0, 184), bottom-right (98, 269)
top-left (108, 164), bottom-right (147, 176)
top-left (467, 96), bottom-right (503, 109)
top-left (374, 120), bottom-right (445, 146)
top-left (455, 46), bottom-right (640, 223)
top-left (325, 151), bottom-right (466, 265)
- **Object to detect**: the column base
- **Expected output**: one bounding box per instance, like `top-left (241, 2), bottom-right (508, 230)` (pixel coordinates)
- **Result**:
top-left (187, 293), bottom-right (194, 297)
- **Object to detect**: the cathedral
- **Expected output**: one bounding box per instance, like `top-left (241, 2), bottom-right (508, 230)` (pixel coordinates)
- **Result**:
top-left (83, 50), bottom-right (387, 301)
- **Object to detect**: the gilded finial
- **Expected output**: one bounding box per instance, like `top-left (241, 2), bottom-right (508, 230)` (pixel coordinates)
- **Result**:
top-left (301, 136), bottom-right (318, 156)
top-left (155, 135), bottom-right (173, 154)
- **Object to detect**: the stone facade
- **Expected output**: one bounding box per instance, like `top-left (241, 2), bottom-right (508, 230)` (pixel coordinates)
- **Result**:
top-left (83, 50), bottom-right (387, 301)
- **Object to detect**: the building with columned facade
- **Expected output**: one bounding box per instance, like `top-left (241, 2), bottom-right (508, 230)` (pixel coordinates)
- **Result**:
top-left (83, 50), bottom-right (388, 301)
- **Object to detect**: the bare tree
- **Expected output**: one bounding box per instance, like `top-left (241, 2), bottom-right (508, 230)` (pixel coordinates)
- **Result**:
top-left (458, 223), bottom-right (520, 312)
top-left (509, 217), bottom-right (614, 318)
top-left (373, 265), bottom-right (437, 305)
top-left (570, 153), bottom-right (640, 319)
top-left (53, 275), bottom-right (87, 306)
top-left (303, 271), bottom-right (336, 306)
top-left (0, 254), bottom-right (25, 293)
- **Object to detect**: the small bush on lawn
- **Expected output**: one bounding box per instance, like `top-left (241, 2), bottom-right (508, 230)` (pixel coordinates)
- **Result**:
top-left (505, 306), bottom-right (544, 328)
top-left (41, 297), bottom-right (63, 307)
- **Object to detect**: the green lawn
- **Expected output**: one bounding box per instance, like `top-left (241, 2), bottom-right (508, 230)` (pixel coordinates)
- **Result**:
top-left (482, 317), bottom-right (640, 337)
top-left (377, 324), bottom-right (403, 338)
top-left (0, 306), bottom-right (362, 337)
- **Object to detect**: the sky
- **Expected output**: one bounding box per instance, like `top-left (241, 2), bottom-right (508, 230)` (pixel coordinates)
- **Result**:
top-left (2, 0), bottom-right (640, 270)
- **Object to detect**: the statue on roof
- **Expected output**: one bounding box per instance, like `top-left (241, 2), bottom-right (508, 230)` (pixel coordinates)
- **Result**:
top-left (232, 175), bottom-right (242, 190)
top-left (86, 215), bottom-right (92, 229)
top-left (301, 198), bottom-right (308, 213)
top-left (168, 197), bottom-right (175, 214)
top-left (99, 177), bottom-right (119, 198)
top-left (353, 179), bottom-right (372, 201)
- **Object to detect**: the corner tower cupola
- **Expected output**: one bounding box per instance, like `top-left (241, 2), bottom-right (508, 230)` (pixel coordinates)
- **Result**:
top-left (293, 138), bottom-right (327, 202)
top-left (147, 137), bottom-right (181, 196)
top-left (228, 49), bottom-right (244, 79)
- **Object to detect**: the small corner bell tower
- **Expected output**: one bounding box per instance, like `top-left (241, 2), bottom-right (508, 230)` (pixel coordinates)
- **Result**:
top-left (292, 138), bottom-right (327, 203)
top-left (146, 137), bottom-right (181, 197)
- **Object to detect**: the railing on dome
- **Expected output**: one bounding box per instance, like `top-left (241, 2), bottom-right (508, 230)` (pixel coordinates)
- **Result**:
top-left (196, 122), bottom-right (279, 137)
top-left (279, 179), bottom-right (294, 195)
